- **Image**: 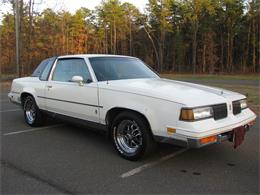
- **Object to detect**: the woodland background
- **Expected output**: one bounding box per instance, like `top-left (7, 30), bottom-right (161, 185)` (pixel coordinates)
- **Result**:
top-left (0, 0), bottom-right (259, 76)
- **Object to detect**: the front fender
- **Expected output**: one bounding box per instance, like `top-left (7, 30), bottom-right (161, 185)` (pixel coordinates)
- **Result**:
top-left (99, 89), bottom-right (182, 137)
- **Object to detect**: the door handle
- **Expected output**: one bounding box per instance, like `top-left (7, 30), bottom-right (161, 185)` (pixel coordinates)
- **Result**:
top-left (47, 85), bottom-right (52, 89)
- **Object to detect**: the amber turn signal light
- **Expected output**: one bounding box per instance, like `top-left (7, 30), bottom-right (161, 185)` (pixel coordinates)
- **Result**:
top-left (180, 109), bottom-right (194, 121)
top-left (248, 119), bottom-right (256, 126)
top-left (167, 127), bottom-right (176, 134)
top-left (200, 135), bottom-right (217, 145)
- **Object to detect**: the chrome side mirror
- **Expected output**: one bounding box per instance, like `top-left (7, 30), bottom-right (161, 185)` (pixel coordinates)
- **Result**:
top-left (71, 75), bottom-right (84, 86)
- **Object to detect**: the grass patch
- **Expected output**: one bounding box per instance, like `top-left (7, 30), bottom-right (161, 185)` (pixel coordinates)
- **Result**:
top-left (207, 84), bottom-right (259, 110)
top-left (0, 74), bottom-right (17, 81)
top-left (1, 75), bottom-right (259, 115)
top-left (204, 84), bottom-right (259, 105)
top-left (162, 74), bottom-right (259, 115)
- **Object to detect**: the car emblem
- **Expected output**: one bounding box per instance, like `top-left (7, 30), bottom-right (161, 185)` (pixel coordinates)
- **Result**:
top-left (229, 104), bottom-right (232, 111)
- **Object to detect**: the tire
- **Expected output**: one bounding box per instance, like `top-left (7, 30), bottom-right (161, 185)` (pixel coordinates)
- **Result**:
top-left (23, 95), bottom-right (45, 127)
top-left (111, 111), bottom-right (155, 161)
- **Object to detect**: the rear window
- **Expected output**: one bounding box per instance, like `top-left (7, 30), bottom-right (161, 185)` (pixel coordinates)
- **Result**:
top-left (32, 57), bottom-right (56, 78)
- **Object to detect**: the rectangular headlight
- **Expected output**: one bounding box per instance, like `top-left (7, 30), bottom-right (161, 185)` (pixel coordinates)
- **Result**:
top-left (180, 106), bottom-right (213, 121)
top-left (193, 107), bottom-right (213, 120)
top-left (240, 99), bottom-right (247, 110)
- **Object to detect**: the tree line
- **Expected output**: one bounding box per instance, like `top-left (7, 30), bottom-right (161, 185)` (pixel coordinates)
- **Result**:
top-left (0, 0), bottom-right (259, 76)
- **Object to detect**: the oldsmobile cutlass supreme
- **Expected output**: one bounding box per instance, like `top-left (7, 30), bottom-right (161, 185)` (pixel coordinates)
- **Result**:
top-left (8, 54), bottom-right (256, 160)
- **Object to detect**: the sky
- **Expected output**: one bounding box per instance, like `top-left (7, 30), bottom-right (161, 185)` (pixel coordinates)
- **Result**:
top-left (0, 0), bottom-right (149, 19)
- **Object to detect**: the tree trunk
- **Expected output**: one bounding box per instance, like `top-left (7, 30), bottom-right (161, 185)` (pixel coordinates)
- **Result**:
top-left (143, 26), bottom-right (160, 70)
top-left (27, 0), bottom-right (33, 75)
top-left (252, 17), bottom-right (256, 72)
top-left (19, 0), bottom-right (23, 76)
top-left (110, 25), bottom-right (113, 53)
top-left (257, 16), bottom-right (260, 72)
top-left (129, 20), bottom-right (132, 56)
top-left (192, 22), bottom-right (198, 73)
top-left (159, 28), bottom-right (165, 72)
top-left (113, 18), bottom-right (117, 54)
top-left (230, 34), bottom-right (234, 72)
top-left (105, 26), bottom-right (108, 53)
top-left (227, 30), bottom-right (231, 72)
top-left (202, 43), bottom-right (206, 73)
top-left (220, 31), bottom-right (224, 72)
top-left (159, 45), bottom-right (163, 72)
top-left (172, 34), bottom-right (176, 72)
top-left (62, 18), bottom-right (65, 54)
top-left (243, 22), bottom-right (251, 73)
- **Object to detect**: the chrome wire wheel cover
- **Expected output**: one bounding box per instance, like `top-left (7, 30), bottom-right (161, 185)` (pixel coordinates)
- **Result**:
top-left (24, 98), bottom-right (36, 124)
top-left (115, 120), bottom-right (143, 154)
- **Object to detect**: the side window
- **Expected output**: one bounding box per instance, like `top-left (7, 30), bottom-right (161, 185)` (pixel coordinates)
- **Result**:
top-left (52, 58), bottom-right (92, 83)
top-left (31, 59), bottom-right (49, 77)
top-left (40, 58), bottom-right (56, 81)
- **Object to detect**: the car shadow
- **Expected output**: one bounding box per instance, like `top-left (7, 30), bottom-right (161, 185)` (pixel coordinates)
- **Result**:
top-left (44, 116), bottom-right (185, 163)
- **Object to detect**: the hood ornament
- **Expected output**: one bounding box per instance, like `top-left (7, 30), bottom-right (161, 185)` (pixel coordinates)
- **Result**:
top-left (221, 90), bottom-right (224, 95)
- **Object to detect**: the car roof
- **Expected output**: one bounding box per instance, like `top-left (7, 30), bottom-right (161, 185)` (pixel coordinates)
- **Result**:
top-left (58, 54), bottom-right (137, 59)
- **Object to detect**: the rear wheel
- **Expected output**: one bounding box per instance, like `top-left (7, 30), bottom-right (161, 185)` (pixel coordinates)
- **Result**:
top-left (111, 111), bottom-right (155, 160)
top-left (23, 96), bottom-right (45, 127)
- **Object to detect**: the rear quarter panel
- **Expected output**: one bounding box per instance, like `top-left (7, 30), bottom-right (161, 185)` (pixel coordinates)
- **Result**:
top-left (11, 77), bottom-right (46, 108)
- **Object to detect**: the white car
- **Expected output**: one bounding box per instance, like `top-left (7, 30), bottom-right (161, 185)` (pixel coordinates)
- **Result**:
top-left (8, 54), bottom-right (256, 160)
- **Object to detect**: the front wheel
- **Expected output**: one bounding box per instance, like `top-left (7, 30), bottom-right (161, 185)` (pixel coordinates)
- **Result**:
top-left (111, 111), bottom-right (155, 161)
top-left (23, 96), bottom-right (45, 127)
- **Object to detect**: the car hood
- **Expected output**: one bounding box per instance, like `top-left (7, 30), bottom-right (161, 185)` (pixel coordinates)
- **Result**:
top-left (100, 78), bottom-right (245, 107)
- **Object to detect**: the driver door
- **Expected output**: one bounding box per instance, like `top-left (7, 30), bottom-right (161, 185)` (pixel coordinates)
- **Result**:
top-left (44, 58), bottom-right (100, 123)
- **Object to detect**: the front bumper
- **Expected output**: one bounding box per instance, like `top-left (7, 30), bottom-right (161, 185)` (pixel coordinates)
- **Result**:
top-left (187, 124), bottom-right (250, 148)
top-left (8, 92), bottom-right (21, 105)
top-left (155, 118), bottom-right (256, 148)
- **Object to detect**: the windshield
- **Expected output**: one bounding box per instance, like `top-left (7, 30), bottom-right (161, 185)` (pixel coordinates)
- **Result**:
top-left (89, 57), bottom-right (159, 81)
